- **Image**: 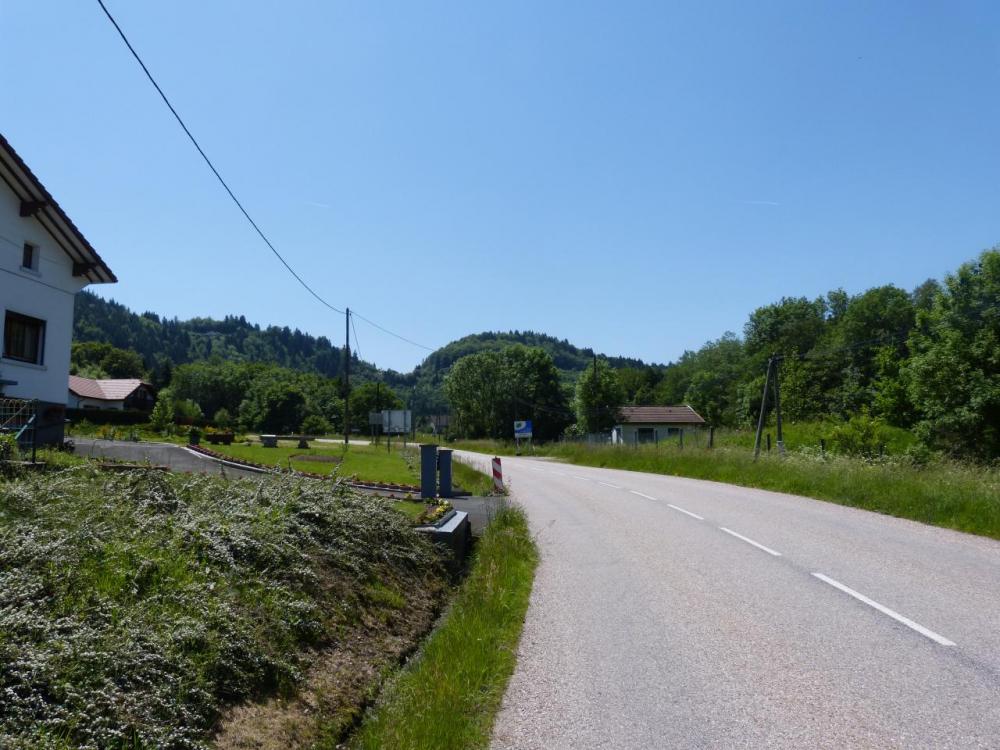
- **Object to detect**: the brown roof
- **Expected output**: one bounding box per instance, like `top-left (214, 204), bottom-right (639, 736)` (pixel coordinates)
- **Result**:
top-left (618, 405), bottom-right (706, 425)
top-left (69, 375), bottom-right (149, 401)
top-left (0, 133), bottom-right (116, 284)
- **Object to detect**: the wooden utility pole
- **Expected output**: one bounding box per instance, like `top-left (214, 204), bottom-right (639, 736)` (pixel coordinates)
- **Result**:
top-left (344, 308), bottom-right (350, 446)
top-left (772, 356), bottom-right (785, 455)
top-left (752, 357), bottom-right (774, 460)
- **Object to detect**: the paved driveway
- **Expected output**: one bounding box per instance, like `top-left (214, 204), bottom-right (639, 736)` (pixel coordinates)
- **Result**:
top-left (72, 438), bottom-right (264, 479)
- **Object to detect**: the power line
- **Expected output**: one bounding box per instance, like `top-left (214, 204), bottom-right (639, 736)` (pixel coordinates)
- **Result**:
top-left (95, 0), bottom-right (433, 353)
top-left (96, 0), bottom-right (343, 316)
top-left (349, 310), bottom-right (362, 364)
top-left (352, 310), bottom-right (433, 351)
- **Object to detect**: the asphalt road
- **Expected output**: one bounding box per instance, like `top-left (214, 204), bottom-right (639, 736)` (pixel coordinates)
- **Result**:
top-left (454, 452), bottom-right (1000, 749)
top-left (72, 438), bottom-right (264, 479)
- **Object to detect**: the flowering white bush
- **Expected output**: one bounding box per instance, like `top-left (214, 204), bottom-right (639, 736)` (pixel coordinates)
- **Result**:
top-left (0, 467), bottom-right (442, 749)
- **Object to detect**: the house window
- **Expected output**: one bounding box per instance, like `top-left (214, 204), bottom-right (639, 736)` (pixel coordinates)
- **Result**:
top-left (3, 312), bottom-right (45, 365)
top-left (21, 243), bottom-right (38, 271)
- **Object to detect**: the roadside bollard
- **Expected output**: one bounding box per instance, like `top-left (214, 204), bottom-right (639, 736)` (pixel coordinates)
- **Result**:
top-left (492, 456), bottom-right (504, 493)
top-left (420, 444), bottom-right (437, 499)
top-left (438, 448), bottom-right (453, 498)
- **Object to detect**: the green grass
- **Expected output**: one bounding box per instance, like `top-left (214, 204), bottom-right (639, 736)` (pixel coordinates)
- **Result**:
top-left (0, 468), bottom-right (446, 748)
top-left (351, 504), bottom-right (538, 750)
top-left (453, 419), bottom-right (918, 456)
top-left (451, 457), bottom-right (495, 495)
top-left (451, 436), bottom-right (1000, 540)
top-left (393, 500), bottom-right (429, 521)
top-left (208, 441), bottom-right (420, 486)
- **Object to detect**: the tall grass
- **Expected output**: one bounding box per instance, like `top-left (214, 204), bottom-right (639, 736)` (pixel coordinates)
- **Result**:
top-left (352, 504), bottom-right (538, 749)
top-left (452, 438), bottom-right (1000, 540)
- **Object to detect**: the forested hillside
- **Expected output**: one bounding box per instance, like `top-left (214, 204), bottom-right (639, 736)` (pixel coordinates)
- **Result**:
top-left (73, 292), bottom-right (379, 384)
top-left (72, 293), bottom-right (654, 414)
top-left (72, 246), bottom-right (999, 458)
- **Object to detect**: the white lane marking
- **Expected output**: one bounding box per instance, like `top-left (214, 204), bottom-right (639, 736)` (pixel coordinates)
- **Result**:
top-left (630, 490), bottom-right (656, 500)
top-left (667, 503), bottom-right (704, 521)
top-left (812, 573), bottom-right (955, 646)
top-left (719, 527), bottom-right (782, 556)
top-left (598, 481), bottom-right (621, 489)
top-left (572, 475), bottom-right (591, 481)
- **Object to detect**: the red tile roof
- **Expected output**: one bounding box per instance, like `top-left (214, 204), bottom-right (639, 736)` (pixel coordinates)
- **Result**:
top-left (618, 405), bottom-right (706, 424)
top-left (69, 375), bottom-right (148, 402)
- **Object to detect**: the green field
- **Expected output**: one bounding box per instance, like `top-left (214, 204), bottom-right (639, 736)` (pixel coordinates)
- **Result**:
top-left (206, 440), bottom-right (497, 496)
top-left (207, 441), bottom-right (419, 486)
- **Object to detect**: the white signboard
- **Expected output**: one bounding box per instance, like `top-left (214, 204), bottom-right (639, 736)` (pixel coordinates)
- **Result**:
top-left (382, 409), bottom-right (412, 435)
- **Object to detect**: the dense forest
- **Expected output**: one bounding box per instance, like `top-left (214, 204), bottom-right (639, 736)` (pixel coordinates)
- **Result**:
top-left (72, 292), bottom-right (380, 385)
top-left (73, 292), bottom-right (655, 416)
top-left (73, 247), bottom-right (999, 458)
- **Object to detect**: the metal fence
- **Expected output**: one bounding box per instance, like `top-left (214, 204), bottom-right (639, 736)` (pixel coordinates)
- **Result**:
top-left (0, 397), bottom-right (38, 462)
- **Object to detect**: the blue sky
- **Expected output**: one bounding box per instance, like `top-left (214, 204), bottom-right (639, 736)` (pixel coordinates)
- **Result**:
top-left (3, 1), bottom-right (998, 371)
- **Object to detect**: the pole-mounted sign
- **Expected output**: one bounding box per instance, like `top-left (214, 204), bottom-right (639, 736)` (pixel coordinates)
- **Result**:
top-left (514, 420), bottom-right (533, 439)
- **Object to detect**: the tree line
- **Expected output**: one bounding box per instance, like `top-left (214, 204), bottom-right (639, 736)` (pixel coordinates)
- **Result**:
top-left (443, 248), bottom-right (1000, 459)
top-left (71, 247), bottom-right (999, 457)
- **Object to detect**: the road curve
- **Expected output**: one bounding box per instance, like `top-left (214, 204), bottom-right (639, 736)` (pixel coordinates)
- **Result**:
top-left (453, 452), bottom-right (1000, 749)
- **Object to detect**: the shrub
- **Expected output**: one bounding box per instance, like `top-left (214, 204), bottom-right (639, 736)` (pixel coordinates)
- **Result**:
top-left (0, 433), bottom-right (17, 461)
top-left (0, 470), bottom-right (444, 748)
top-left (213, 407), bottom-right (233, 429)
top-left (829, 414), bottom-right (887, 458)
top-left (300, 414), bottom-right (332, 435)
top-left (149, 398), bottom-right (174, 433)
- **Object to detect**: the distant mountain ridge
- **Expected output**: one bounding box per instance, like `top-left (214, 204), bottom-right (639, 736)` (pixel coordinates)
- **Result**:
top-left (73, 292), bottom-right (658, 406)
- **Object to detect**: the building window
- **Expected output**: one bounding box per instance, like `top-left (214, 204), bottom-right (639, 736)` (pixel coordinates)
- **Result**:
top-left (21, 243), bottom-right (38, 271)
top-left (3, 312), bottom-right (45, 365)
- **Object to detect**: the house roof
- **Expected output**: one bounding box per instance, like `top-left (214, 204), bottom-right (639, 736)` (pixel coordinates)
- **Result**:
top-left (0, 133), bottom-right (116, 284)
top-left (618, 405), bottom-right (706, 425)
top-left (69, 375), bottom-right (149, 401)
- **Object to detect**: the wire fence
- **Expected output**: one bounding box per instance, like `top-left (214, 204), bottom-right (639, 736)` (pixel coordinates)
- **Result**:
top-left (0, 397), bottom-right (38, 461)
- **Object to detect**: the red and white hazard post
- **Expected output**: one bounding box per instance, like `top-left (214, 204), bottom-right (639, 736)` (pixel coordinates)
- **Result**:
top-left (492, 456), bottom-right (504, 493)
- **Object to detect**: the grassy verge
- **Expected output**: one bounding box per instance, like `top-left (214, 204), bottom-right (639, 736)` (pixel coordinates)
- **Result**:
top-left (451, 457), bottom-right (495, 495)
top-left (351, 504), bottom-right (538, 750)
top-left (208, 441), bottom-right (419, 485)
top-left (0, 468), bottom-right (447, 748)
top-left (452, 439), bottom-right (1000, 540)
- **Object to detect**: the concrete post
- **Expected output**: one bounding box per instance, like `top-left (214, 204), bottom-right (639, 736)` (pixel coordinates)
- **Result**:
top-left (438, 448), bottom-right (453, 498)
top-left (420, 443), bottom-right (437, 499)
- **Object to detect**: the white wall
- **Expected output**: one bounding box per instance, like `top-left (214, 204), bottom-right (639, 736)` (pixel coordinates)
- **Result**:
top-left (68, 393), bottom-right (126, 411)
top-left (0, 183), bottom-right (88, 404)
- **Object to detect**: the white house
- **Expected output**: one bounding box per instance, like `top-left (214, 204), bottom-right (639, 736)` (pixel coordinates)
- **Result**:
top-left (612, 405), bottom-right (706, 445)
top-left (0, 134), bottom-right (116, 443)
top-left (68, 375), bottom-right (155, 412)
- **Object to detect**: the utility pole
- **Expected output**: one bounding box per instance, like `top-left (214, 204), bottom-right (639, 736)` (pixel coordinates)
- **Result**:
top-left (344, 308), bottom-right (350, 446)
top-left (752, 356), bottom-right (774, 460)
top-left (592, 354), bottom-right (598, 433)
top-left (772, 356), bottom-right (785, 455)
